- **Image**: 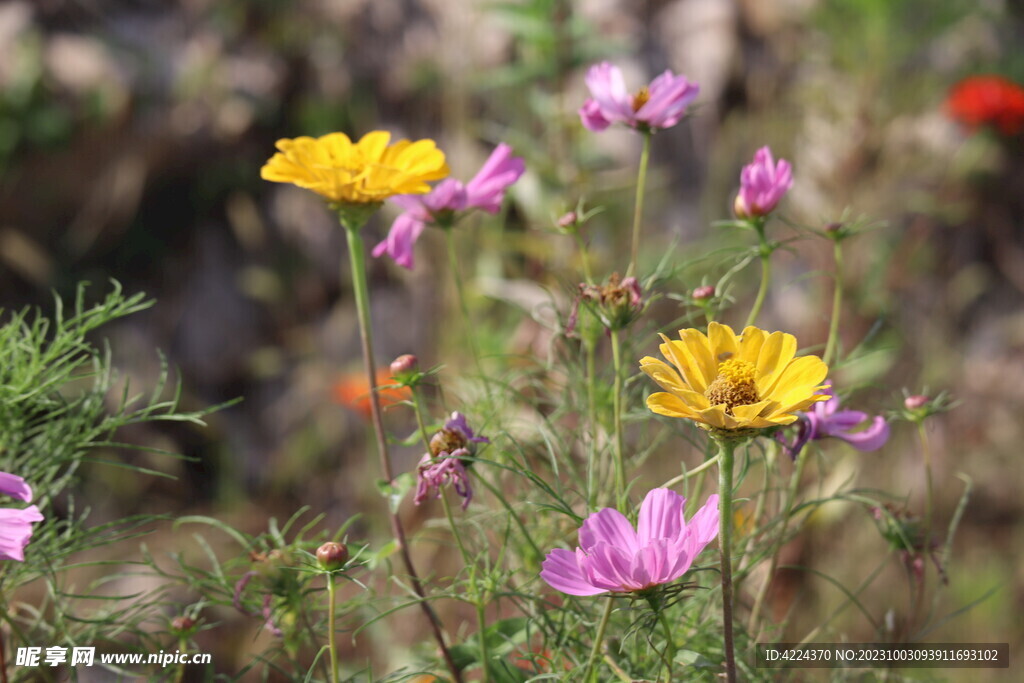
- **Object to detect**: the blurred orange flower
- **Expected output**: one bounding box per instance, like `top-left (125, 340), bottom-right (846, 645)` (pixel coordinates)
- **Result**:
top-left (331, 368), bottom-right (411, 418)
top-left (946, 75), bottom-right (1024, 136)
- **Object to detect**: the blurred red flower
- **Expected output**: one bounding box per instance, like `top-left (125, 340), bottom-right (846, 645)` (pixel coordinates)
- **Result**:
top-left (331, 368), bottom-right (411, 418)
top-left (946, 75), bottom-right (1024, 135)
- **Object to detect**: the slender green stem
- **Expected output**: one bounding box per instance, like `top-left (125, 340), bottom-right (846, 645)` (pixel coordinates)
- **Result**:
top-left (444, 227), bottom-right (488, 389)
top-left (822, 240), bottom-right (844, 366)
top-left (326, 573), bottom-right (340, 683)
top-left (441, 493), bottom-right (489, 682)
top-left (410, 389), bottom-right (434, 452)
top-left (657, 608), bottom-right (676, 681)
top-left (748, 443), bottom-right (807, 633)
top-left (660, 453), bottom-right (721, 490)
top-left (626, 131), bottom-right (652, 278)
top-left (585, 339), bottom-right (599, 511)
top-left (574, 232), bottom-right (594, 284)
top-left (582, 599), bottom-right (615, 683)
top-left (610, 329), bottom-right (627, 509)
top-left (716, 438), bottom-right (739, 683)
top-left (472, 470), bottom-right (544, 560)
top-left (745, 222), bottom-right (772, 328)
top-left (342, 225), bottom-right (462, 683)
top-left (913, 421), bottom-right (935, 632)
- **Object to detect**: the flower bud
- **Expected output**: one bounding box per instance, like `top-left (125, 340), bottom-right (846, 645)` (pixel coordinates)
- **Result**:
top-left (692, 285), bottom-right (715, 301)
top-left (904, 394), bottom-right (930, 410)
top-left (316, 542), bottom-right (349, 571)
top-left (557, 211), bottom-right (578, 229)
top-left (824, 221), bottom-right (843, 233)
top-left (390, 354), bottom-right (418, 376)
top-left (171, 616), bottom-right (196, 633)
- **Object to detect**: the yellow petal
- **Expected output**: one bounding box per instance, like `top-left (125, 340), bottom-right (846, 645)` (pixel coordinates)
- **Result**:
top-left (676, 329), bottom-right (717, 388)
top-left (754, 331), bottom-right (798, 393)
top-left (355, 131), bottom-right (391, 160)
top-left (647, 392), bottom-right (700, 419)
top-left (696, 405), bottom-right (730, 429)
top-left (659, 335), bottom-right (710, 393)
top-left (737, 326), bottom-right (765, 365)
top-left (767, 356), bottom-right (829, 406)
top-left (708, 322), bottom-right (739, 361)
top-left (639, 357), bottom-right (687, 394)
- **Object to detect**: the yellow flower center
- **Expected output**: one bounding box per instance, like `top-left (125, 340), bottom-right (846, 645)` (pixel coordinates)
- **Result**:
top-left (632, 86), bottom-right (651, 112)
top-left (705, 358), bottom-right (759, 413)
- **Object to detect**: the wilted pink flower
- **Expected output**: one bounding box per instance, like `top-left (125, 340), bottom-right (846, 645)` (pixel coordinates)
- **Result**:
top-left (777, 385), bottom-right (889, 460)
top-left (414, 450), bottom-right (473, 510)
top-left (372, 144), bottom-right (525, 269)
top-left (414, 412), bottom-right (488, 510)
top-left (540, 489), bottom-right (719, 596)
top-left (0, 472), bottom-right (43, 562)
top-left (733, 146), bottom-right (793, 219)
top-left (579, 62), bottom-right (699, 132)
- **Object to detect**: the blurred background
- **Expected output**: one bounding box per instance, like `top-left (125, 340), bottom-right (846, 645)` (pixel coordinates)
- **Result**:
top-left (2, 0), bottom-right (1023, 677)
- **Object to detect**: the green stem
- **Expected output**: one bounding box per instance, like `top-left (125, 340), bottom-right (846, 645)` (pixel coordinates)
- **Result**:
top-left (657, 608), bottom-right (676, 681)
top-left (326, 573), bottom-right (340, 683)
top-left (822, 240), bottom-right (844, 366)
top-left (441, 493), bottom-right (489, 683)
top-left (660, 452), bottom-right (720, 490)
top-left (745, 221), bottom-right (772, 328)
top-left (410, 389), bottom-right (434, 452)
top-left (444, 227), bottom-right (488, 389)
top-left (574, 232), bottom-right (594, 284)
top-left (626, 131), bottom-right (652, 278)
top-left (610, 329), bottom-right (627, 509)
top-left (748, 443), bottom-right (807, 633)
top-left (582, 599), bottom-right (614, 683)
top-left (716, 438), bottom-right (738, 683)
top-left (472, 470), bottom-right (544, 560)
top-left (342, 225), bottom-right (463, 683)
top-left (585, 339), bottom-right (599, 511)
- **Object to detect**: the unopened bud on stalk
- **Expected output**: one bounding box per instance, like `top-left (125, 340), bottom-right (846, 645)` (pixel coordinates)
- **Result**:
top-left (557, 211), bottom-right (578, 229)
top-left (171, 616), bottom-right (196, 633)
top-left (825, 222), bottom-right (843, 233)
top-left (316, 542), bottom-right (349, 571)
top-left (692, 285), bottom-right (715, 301)
top-left (904, 395), bottom-right (930, 410)
top-left (390, 354), bottom-right (418, 376)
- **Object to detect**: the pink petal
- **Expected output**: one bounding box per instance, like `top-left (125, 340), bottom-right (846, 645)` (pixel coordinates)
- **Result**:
top-left (580, 542), bottom-right (638, 592)
top-left (0, 473), bottom-right (32, 502)
top-left (583, 62), bottom-right (634, 123)
top-left (0, 505), bottom-right (44, 562)
top-left (421, 178), bottom-right (468, 213)
top-left (636, 71), bottom-right (699, 129)
top-left (463, 144), bottom-right (525, 213)
top-left (687, 494), bottom-right (720, 547)
top-left (371, 212), bottom-right (427, 270)
top-left (835, 417), bottom-right (890, 452)
top-left (579, 507), bottom-right (639, 555)
top-left (540, 548), bottom-right (606, 596)
top-left (637, 488), bottom-right (686, 546)
top-left (579, 99), bottom-right (612, 131)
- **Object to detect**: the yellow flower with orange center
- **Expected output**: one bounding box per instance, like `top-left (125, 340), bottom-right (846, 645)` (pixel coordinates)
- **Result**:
top-left (260, 131), bottom-right (449, 204)
top-left (640, 322), bottom-right (829, 432)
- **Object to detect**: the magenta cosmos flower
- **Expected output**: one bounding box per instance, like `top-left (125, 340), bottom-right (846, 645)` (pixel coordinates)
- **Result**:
top-left (0, 472), bottom-right (44, 562)
top-left (777, 386), bottom-right (890, 460)
top-left (579, 62), bottom-right (699, 133)
top-left (372, 144), bottom-right (525, 269)
top-left (734, 146), bottom-right (793, 219)
top-left (540, 489), bottom-right (719, 596)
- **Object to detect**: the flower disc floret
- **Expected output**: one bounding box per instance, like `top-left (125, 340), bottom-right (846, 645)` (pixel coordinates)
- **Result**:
top-left (261, 131), bottom-right (449, 204)
top-left (640, 322), bottom-right (829, 432)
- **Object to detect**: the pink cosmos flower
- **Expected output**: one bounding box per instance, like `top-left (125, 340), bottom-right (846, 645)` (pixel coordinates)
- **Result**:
top-left (579, 62), bottom-right (699, 132)
top-left (0, 472), bottom-right (44, 562)
top-left (733, 146), bottom-right (793, 219)
top-left (777, 385), bottom-right (890, 460)
top-left (540, 489), bottom-right (719, 596)
top-left (372, 144), bottom-right (525, 269)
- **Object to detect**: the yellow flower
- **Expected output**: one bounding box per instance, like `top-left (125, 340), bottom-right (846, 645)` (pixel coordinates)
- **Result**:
top-left (260, 131), bottom-right (449, 204)
top-left (640, 322), bottom-right (829, 432)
